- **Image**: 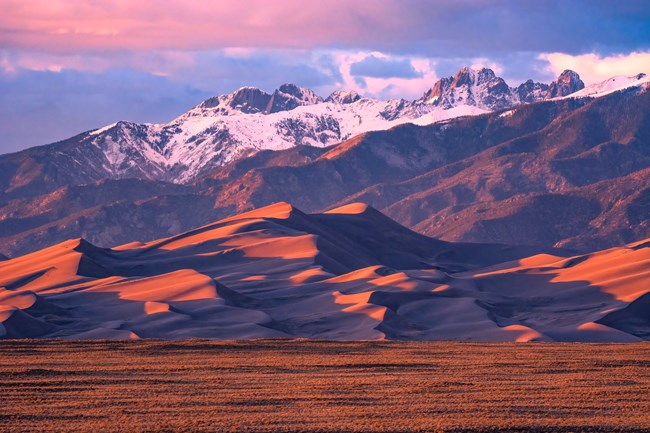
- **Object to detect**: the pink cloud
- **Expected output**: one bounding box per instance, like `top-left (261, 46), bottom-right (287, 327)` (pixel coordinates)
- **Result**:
top-left (332, 51), bottom-right (439, 99)
top-left (0, 0), bottom-right (416, 54)
top-left (539, 51), bottom-right (650, 85)
top-left (1, 1), bottom-right (647, 62)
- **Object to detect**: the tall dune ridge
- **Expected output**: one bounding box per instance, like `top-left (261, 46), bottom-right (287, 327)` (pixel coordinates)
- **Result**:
top-left (1, 202), bottom-right (648, 342)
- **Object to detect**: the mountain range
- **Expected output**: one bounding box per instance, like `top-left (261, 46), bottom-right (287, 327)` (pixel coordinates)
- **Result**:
top-left (0, 67), bottom-right (648, 259)
top-left (1, 202), bottom-right (648, 341)
top-left (0, 66), bottom-right (586, 189)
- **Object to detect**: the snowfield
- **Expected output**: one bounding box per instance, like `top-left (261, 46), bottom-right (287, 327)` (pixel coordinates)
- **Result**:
top-left (88, 95), bottom-right (487, 183)
top-left (75, 69), bottom-right (648, 184)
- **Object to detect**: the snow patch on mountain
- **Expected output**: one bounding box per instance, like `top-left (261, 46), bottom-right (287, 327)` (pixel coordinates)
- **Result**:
top-left (87, 96), bottom-right (487, 183)
top-left (66, 68), bottom-right (649, 184)
top-left (89, 122), bottom-right (118, 136)
top-left (419, 67), bottom-right (517, 110)
top-left (561, 73), bottom-right (649, 99)
top-left (326, 90), bottom-right (362, 104)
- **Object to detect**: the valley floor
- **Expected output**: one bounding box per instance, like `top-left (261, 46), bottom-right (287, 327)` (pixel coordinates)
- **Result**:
top-left (1, 340), bottom-right (649, 433)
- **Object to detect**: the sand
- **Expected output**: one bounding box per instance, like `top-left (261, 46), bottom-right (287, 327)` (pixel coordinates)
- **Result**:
top-left (0, 202), bottom-right (648, 340)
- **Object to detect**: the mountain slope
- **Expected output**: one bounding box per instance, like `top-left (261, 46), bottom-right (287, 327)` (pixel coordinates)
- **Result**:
top-left (0, 81), bottom-right (482, 196)
top-left (1, 67), bottom-right (591, 200)
top-left (1, 202), bottom-right (647, 341)
top-left (0, 78), bottom-right (648, 258)
top-left (419, 66), bottom-right (522, 109)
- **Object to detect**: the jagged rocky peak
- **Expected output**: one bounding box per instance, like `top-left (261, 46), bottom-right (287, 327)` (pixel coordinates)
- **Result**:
top-left (453, 66), bottom-right (499, 86)
top-left (516, 79), bottom-right (550, 104)
top-left (95, 120), bottom-right (145, 141)
top-left (325, 90), bottom-right (362, 104)
top-left (198, 86), bottom-right (271, 114)
top-left (276, 83), bottom-right (322, 103)
top-left (265, 83), bottom-right (324, 114)
top-left (451, 65), bottom-right (474, 86)
top-left (420, 66), bottom-right (514, 110)
top-left (195, 83), bottom-right (324, 115)
top-left (229, 87), bottom-right (273, 112)
top-left (420, 76), bottom-right (451, 104)
top-left (545, 69), bottom-right (585, 99)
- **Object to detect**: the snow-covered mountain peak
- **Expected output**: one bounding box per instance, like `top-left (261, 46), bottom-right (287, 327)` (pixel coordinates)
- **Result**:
top-left (545, 69), bottom-right (585, 99)
top-left (195, 86), bottom-right (272, 115)
top-left (420, 66), bottom-right (514, 110)
top-left (452, 66), bottom-right (498, 86)
top-left (267, 83), bottom-right (323, 113)
top-left (560, 72), bottom-right (649, 99)
top-left (61, 68), bottom-right (650, 186)
top-left (515, 79), bottom-right (550, 104)
top-left (276, 83), bottom-right (322, 103)
top-left (325, 90), bottom-right (362, 104)
top-left (189, 83), bottom-right (324, 117)
top-left (558, 69), bottom-right (582, 82)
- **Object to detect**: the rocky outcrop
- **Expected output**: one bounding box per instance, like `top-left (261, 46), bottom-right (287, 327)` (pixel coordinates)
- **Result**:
top-left (325, 90), bottom-right (362, 104)
top-left (516, 79), bottom-right (550, 103)
top-left (419, 66), bottom-right (516, 110)
top-left (545, 69), bottom-right (585, 99)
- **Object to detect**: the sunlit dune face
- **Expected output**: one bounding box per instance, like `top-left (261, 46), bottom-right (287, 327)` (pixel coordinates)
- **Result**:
top-left (147, 207), bottom-right (301, 253)
top-left (0, 240), bottom-right (89, 294)
top-left (0, 239), bottom-right (83, 282)
top-left (0, 289), bottom-right (36, 310)
top-left (577, 322), bottom-right (613, 331)
top-left (87, 269), bottom-right (218, 302)
top-left (333, 290), bottom-right (372, 305)
top-left (220, 202), bottom-right (296, 222)
top-left (112, 241), bottom-right (145, 251)
top-left (468, 246), bottom-right (650, 303)
top-left (501, 324), bottom-right (545, 342)
top-left (324, 265), bottom-right (389, 283)
top-left (240, 275), bottom-right (267, 281)
top-left (333, 290), bottom-right (386, 321)
top-left (469, 254), bottom-right (565, 277)
top-left (432, 284), bottom-right (450, 292)
top-left (143, 301), bottom-right (171, 315)
top-left (289, 268), bottom-right (331, 284)
top-left (221, 234), bottom-right (319, 260)
top-left (369, 272), bottom-right (421, 291)
top-left (325, 202), bottom-right (369, 215)
top-left (33, 275), bottom-right (123, 295)
top-left (0, 306), bottom-right (16, 323)
top-left (549, 248), bottom-right (650, 302)
top-left (569, 322), bottom-right (639, 341)
top-left (148, 220), bottom-right (271, 250)
top-left (518, 254), bottom-right (567, 268)
top-left (341, 302), bottom-right (386, 321)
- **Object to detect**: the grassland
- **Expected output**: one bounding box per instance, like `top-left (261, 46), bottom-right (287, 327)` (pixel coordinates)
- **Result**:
top-left (1, 340), bottom-right (649, 432)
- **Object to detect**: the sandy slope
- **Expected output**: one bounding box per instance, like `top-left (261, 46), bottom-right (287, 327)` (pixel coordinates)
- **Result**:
top-left (0, 202), bottom-right (647, 341)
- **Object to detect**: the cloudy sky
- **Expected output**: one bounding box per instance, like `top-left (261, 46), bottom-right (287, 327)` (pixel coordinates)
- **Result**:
top-left (1, 0), bottom-right (649, 154)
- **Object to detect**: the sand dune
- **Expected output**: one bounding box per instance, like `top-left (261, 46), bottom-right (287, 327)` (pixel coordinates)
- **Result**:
top-left (0, 202), bottom-right (648, 341)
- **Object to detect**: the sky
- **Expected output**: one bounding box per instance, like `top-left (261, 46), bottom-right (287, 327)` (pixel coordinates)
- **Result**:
top-left (1, 0), bottom-right (649, 154)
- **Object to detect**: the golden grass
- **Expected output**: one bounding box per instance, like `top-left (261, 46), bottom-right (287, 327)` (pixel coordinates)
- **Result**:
top-left (1, 340), bottom-right (649, 432)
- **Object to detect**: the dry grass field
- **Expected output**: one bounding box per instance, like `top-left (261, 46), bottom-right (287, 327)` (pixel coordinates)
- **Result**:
top-left (1, 340), bottom-right (649, 433)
